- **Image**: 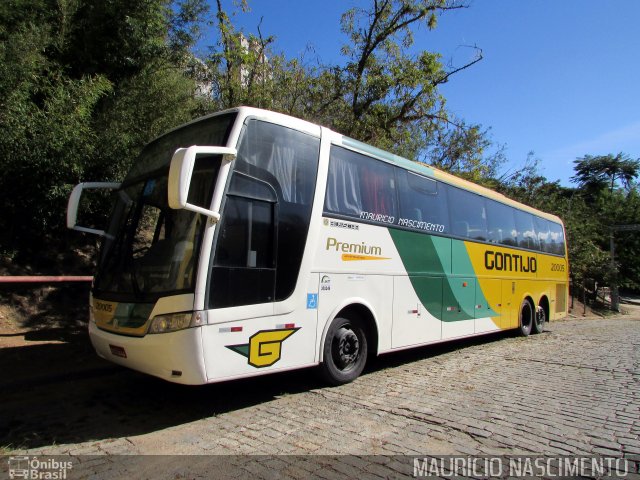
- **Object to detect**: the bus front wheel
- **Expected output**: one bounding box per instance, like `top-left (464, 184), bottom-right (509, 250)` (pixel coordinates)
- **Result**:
top-left (518, 299), bottom-right (533, 337)
top-left (320, 315), bottom-right (368, 385)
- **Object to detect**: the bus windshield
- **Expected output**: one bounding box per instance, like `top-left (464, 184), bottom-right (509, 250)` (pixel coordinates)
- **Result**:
top-left (93, 113), bottom-right (236, 302)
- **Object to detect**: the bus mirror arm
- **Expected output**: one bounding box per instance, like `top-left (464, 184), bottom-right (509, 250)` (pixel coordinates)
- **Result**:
top-left (67, 182), bottom-right (121, 236)
top-left (168, 146), bottom-right (237, 221)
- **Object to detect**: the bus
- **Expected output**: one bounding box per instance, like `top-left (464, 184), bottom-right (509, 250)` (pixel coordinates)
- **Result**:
top-left (67, 107), bottom-right (569, 385)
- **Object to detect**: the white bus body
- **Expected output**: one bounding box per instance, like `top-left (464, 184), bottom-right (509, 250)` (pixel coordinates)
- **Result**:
top-left (69, 107), bottom-right (569, 385)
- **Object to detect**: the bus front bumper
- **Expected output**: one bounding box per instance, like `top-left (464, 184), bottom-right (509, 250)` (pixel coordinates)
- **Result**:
top-left (89, 322), bottom-right (208, 385)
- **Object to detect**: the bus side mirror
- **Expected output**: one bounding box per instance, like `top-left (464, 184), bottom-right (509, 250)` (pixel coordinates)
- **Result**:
top-left (168, 145), bottom-right (237, 222)
top-left (67, 182), bottom-right (121, 236)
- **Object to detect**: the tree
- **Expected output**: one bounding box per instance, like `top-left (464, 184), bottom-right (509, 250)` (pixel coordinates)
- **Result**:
top-left (0, 0), bottom-right (209, 257)
top-left (606, 189), bottom-right (640, 291)
top-left (501, 152), bottom-right (640, 294)
top-left (571, 153), bottom-right (640, 194)
top-left (205, 0), bottom-right (499, 177)
top-left (311, 0), bottom-right (483, 159)
top-left (203, 0), bottom-right (315, 117)
top-left (0, 0), bottom-right (502, 263)
top-left (427, 121), bottom-right (506, 182)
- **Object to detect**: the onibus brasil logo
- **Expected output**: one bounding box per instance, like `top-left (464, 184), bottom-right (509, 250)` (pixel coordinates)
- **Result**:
top-left (8, 456), bottom-right (73, 479)
top-left (226, 328), bottom-right (299, 368)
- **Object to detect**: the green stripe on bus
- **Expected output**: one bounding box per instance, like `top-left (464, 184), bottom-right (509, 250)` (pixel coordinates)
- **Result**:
top-left (389, 229), bottom-right (496, 322)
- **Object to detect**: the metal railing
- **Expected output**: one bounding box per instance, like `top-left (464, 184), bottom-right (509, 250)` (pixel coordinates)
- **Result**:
top-left (0, 276), bottom-right (93, 283)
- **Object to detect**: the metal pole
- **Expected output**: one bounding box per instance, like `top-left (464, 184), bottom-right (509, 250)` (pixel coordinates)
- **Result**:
top-left (610, 232), bottom-right (619, 312)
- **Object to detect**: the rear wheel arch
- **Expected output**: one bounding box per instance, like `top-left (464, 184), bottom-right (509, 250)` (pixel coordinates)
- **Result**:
top-left (533, 295), bottom-right (549, 334)
top-left (538, 295), bottom-right (550, 319)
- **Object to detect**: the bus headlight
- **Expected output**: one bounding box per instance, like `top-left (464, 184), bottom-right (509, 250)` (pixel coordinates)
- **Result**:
top-left (148, 311), bottom-right (207, 334)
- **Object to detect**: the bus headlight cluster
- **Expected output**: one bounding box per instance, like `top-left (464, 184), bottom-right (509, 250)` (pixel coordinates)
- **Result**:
top-left (148, 311), bottom-right (207, 334)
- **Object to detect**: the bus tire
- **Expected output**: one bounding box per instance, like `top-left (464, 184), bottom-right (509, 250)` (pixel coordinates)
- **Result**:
top-left (518, 299), bottom-right (533, 337)
top-left (320, 315), bottom-right (368, 386)
top-left (532, 305), bottom-right (546, 334)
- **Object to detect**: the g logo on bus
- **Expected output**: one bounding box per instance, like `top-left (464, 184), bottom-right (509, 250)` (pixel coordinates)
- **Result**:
top-left (226, 328), bottom-right (300, 368)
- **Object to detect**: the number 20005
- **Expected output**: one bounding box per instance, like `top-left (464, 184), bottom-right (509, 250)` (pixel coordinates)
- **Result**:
top-left (551, 263), bottom-right (565, 272)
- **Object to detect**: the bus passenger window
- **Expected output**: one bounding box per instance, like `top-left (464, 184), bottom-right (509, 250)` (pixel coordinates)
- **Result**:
top-left (486, 199), bottom-right (518, 246)
top-left (534, 217), bottom-right (551, 253)
top-left (548, 222), bottom-right (566, 256)
top-left (324, 145), bottom-right (397, 222)
top-left (360, 162), bottom-right (396, 217)
top-left (515, 211), bottom-right (539, 251)
top-left (447, 187), bottom-right (488, 241)
top-left (396, 172), bottom-right (449, 233)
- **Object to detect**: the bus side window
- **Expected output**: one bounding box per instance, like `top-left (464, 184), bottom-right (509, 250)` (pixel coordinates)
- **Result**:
top-left (210, 174), bottom-right (277, 307)
top-left (548, 221), bottom-right (566, 256)
top-left (534, 217), bottom-right (551, 253)
top-left (360, 160), bottom-right (396, 217)
top-left (324, 146), bottom-right (363, 217)
top-left (515, 211), bottom-right (540, 251)
top-left (324, 145), bottom-right (397, 222)
top-left (447, 187), bottom-right (488, 241)
top-left (235, 120), bottom-right (318, 205)
top-left (486, 199), bottom-right (518, 246)
top-left (452, 221), bottom-right (470, 237)
top-left (396, 171), bottom-right (448, 233)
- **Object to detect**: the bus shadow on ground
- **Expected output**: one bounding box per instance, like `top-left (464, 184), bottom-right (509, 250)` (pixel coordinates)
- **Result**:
top-left (366, 329), bottom-right (515, 373)
top-left (0, 328), bottom-right (514, 451)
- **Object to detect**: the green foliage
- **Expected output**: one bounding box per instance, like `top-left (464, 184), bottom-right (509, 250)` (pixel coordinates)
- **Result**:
top-left (6, 0), bottom-right (635, 295)
top-left (205, 0), bottom-right (498, 176)
top-left (92, 62), bottom-right (200, 181)
top-left (572, 153), bottom-right (640, 194)
top-left (0, 0), bottom-right (209, 255)
top-left (308, 0), bottom-right (486, 168)
top-left (60, 1), bottom-right (169, 81)
top-left (428, 122), bottom-right (506, 182)
top-left (500, 153), bottom-right (640, 291)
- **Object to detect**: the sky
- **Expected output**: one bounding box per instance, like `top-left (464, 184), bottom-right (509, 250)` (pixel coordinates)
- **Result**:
top-left (200, 0), bottom-right (640, 185)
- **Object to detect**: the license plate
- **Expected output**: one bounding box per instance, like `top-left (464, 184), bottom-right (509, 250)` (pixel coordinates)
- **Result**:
top-left (109, 344), bottom-right (127, 358)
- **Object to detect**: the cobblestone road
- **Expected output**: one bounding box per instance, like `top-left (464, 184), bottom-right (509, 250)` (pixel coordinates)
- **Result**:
top-left (4, 317), bottom-right (640, 478)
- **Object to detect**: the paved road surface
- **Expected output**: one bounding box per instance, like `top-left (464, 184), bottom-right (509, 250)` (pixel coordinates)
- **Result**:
top-left (3, 316), bottom-right (639, 478)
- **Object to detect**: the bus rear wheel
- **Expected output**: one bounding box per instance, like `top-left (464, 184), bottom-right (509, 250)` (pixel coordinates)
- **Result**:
top-left (532, 305), bottom-right (546, 334)
top-left (320, 315), bottom-right (368, 385)
top-left (518, 300), bottom-right (533, 337)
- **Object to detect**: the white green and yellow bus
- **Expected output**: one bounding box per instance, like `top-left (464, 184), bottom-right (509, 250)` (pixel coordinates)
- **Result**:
top-left (68, 107), bottom-right (569, 385)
